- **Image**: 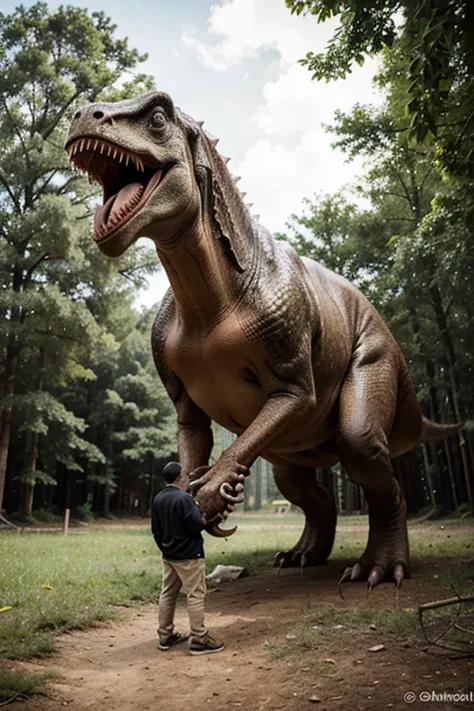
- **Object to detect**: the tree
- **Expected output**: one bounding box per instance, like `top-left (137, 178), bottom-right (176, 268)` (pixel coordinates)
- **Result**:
top-left (286, 0), bottom-right (474, 145)
top-left (0, 3), bottom-right (155, 511)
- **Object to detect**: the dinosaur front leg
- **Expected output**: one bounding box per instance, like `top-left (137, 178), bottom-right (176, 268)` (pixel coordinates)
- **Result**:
top-left (193, 389), bottom-right (314, 523)
top-left (273, 462), bottom-right (337, 569)
top-left (337, 352), bottom-right (409, 589)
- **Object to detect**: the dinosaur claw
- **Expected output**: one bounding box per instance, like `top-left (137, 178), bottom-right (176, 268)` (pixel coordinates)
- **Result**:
top-left (300, 553), bottom-right (308, 578)
top-left (275, 553), bottom-right (285, 578)
top-left (393, 563), bottom-right (404, 589)
top-left (339, 566), bottom-right (352, 585)
top-left (350, 562), bottom-right (363, 581)
top-left (367, 565), bottom-right (385, 591)
top-left (337, 566), bottom-right (352, 599)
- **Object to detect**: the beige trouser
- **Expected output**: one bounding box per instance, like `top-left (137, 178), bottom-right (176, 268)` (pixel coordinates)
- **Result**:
top-left (158, 557), bottom-right (207, 640)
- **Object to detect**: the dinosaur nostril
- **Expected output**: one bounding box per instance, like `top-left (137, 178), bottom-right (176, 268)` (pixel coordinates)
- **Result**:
top-left (93, 110), bottom-right (104, 120)
top-left (74, 111), bottom-right (81, 119)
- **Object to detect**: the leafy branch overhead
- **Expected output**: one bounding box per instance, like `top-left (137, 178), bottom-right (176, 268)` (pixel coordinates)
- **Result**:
top-left (286, 0), bottom-right (474, 144)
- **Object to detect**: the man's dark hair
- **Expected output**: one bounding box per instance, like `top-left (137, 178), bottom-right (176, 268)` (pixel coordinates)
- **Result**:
top-left (163, 461), bottom-right (182, 484)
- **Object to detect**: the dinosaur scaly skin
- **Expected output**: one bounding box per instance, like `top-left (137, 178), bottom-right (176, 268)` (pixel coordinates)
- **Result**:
top-left (66, 91), bottom-right (462, 588)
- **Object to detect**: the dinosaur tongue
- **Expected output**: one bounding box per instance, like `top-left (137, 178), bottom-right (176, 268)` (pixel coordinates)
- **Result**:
top-left (93, 169), bottom-right (163, 240)
top-left (94, 183), bottom-right (144, 234)
top-left (109, 183), bottom-right (143, 222)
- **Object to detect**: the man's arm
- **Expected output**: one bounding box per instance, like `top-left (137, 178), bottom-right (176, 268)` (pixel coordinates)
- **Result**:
top-left (181, 494), bottom-right (205, 534)
top-left (151, 498), bottom-right (163, 548)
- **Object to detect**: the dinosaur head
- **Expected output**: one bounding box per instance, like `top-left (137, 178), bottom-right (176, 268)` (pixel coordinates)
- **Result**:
top-left (65, 91), bottom-right (253, 269)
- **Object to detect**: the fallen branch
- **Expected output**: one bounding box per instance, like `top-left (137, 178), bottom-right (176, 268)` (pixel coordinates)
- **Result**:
top-left (0, 513), bottom-right (20, 531)
top-left (418, 593), bottom-right (474, 655)
top-left (0, 693), bottom-right (26, 707)
top-left (419, 595), bottom-right (474, 612)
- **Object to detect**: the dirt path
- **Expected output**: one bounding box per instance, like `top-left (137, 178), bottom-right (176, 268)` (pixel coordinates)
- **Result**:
top-left (9, 560), bottom-right (474, 711)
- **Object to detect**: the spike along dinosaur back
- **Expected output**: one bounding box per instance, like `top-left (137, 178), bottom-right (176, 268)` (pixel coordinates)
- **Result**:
top-left (66, 91), bottom-right (463, 589)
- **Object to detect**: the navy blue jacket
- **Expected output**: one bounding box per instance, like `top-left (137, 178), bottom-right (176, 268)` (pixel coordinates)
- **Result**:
top-left (151, 485), bottom-right (205, 560)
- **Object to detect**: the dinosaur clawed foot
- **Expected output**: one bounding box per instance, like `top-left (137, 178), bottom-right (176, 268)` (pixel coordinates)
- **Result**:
top-left (274, 548), bottom-right (328, 577)
top-left (338, 559), bottom-right (407, 593)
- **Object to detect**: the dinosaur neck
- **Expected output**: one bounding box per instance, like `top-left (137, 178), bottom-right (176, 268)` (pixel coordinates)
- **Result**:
top-left (155, 215), bottom-right (242, 326)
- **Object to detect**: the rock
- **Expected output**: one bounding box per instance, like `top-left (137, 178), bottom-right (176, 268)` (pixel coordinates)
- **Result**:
top-left (286, 634), bottom-right (297, 640)
top-left (309, 696), bottom-right (321, 703)
top-left (369, 624), bottom-right (377, 631)
top-left (324, 658), bottom-right (336, 664)
top-left (369, 644), bottom-right (386, 653)
top-left (206, 565), bottom-right (249, 586)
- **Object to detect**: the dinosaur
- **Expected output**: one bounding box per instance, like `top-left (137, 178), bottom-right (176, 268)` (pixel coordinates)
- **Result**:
top-left (65, 91), bottom-right (463, 590)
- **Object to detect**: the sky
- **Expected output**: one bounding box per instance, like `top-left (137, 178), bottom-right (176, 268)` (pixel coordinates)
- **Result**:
top-left (4, 0), bottom-right (383, 305)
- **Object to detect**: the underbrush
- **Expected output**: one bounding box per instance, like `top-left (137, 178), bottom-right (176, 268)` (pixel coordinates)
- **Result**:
top-left (0, 668), bottom-right (58, 704)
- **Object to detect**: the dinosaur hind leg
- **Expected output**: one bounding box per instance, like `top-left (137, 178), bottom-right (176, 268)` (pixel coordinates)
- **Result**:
top-left (272, 462), bottom-right (337, 569)
top-left (337, 350), bottom-right (416, 589)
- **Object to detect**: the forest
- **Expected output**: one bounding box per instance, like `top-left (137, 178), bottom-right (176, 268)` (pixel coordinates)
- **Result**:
top-left (1, 0), bottom-right (473, 522)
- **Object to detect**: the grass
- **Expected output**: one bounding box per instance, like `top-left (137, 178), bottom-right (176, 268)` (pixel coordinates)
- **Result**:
top-left (0, 668), bottom-right (58, 704)
top-left (0, 522), bottom-right (297, 660)
top-left (1, 514), bottom-right (473, 661)
top-left (266, 604), bottom-right (418, 660)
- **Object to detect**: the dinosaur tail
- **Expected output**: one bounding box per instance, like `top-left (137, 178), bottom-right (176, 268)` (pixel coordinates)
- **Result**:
top-left (420, 416), bottom-right (464, 443)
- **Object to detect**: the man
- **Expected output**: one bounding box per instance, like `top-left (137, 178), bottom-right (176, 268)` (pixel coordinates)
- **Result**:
top-left (151, 461), bottom-right (225, 655)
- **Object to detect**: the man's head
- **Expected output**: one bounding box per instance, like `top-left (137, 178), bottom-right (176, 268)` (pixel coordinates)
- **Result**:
top-left (163, 461), bottom-right (183, 485)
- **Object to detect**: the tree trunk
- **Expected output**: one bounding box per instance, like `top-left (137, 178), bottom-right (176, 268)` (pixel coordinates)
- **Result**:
top-left (0, 347), bottom-right (18, 511)
top-left (103, 438), bottom-right (113, 517)
top-left (429, 285), bottom-right (473, 511)
top-left (23, 429), bottom-right (40, 518)
top-left (421, 444), bottom-right (436, 508)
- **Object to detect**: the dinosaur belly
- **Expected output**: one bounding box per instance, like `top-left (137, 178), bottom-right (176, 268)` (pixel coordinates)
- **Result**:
top-left (164, 313), bottom-right (340, 450)
top-left (164, 317), bottom-right (269, 431)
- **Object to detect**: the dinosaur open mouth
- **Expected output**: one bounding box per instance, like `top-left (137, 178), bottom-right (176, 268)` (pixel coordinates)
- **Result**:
top-left (66, 138), bottom-right (170, 241)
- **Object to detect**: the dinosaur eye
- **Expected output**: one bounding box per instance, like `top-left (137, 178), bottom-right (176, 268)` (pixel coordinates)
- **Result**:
top-left (149, 109), bottom-right (167, 130)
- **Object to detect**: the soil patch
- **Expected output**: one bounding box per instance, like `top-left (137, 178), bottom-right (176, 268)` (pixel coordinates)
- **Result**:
top-left (5, 558), bottom-right (474, 711)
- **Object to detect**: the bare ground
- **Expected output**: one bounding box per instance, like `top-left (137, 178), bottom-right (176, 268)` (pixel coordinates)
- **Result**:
top-left (6, 555), bottom-right (474, 711)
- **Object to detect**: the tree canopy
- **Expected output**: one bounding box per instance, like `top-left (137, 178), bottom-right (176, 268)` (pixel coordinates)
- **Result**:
top-left (287, 0), bottom-right (474, 148)
top-left (0, 3), bottom-right (173, 519)
top-left (282, 0), bottom-right (474, 513)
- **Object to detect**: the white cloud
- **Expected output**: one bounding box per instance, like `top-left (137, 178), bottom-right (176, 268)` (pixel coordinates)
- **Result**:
top-left (238, 134), bottom-right (364, 233)
top-left (238, 60), bottom-right (380, 231)
top-left (182, 32), bottom-right (228, 72)
top-left (252, 62), bottom-right (379, 138)
top-left (184, 0), bottom-right (383, 233)
top-left (182, 0), bottom-right (336, 68)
